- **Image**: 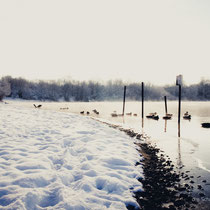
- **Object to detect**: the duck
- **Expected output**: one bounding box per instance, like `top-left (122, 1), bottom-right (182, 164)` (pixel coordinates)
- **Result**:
top-left (111, 111), bottom-right (118, 117)
top-left (60, 107), bottom-right (69, 110)
top-left (152, 115), bottom-right (159, 120)
top-left (201, 123), bottom-right (210, 128)
top-left (183, 111), bottom-right (191, 120)
top-left (163, 113), bottom-right (173, 120)
top-left (146, 112), bottom-right (159, 120)
top-left (93, 109), bottom-right (99, 114)
top-left (146, 112), bottom-right (157, 118)
top-left (33, 104), bottom-right (42, 108)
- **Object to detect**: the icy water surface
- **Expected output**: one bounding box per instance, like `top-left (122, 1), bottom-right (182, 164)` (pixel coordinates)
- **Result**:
top-left (7, 100), bottom-right (210, 202)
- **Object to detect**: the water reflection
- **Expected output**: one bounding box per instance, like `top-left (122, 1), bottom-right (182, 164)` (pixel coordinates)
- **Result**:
top-left (164, 120), bottom-right (167, 133)
top-left (141, 118), bottom-right (144, 129)
top-left (141, 118), bottom-right (144, 135)
top-left (178, 123), bottom-right (181, 137)
top-left (177, 137), bottom-right (182, 167)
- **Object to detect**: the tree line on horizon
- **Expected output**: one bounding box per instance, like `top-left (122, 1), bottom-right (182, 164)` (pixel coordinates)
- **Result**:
top-left (0, 76), bottom-right (210, 102)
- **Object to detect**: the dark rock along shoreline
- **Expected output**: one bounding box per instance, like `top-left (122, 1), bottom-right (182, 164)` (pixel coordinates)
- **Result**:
top-left (98, 120), bottom-right (210, 210)
top-left (134, 142), bottom-right (197, 210)
top-left (120, 128), bottom-right (197, 210)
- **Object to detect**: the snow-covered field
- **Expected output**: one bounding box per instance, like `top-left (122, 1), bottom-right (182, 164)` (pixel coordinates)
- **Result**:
top-left (0, 102), bottom-right (143, 209)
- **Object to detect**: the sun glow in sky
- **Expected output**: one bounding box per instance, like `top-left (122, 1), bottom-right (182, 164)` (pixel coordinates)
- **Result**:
top-left (0, 0), bottom-right (210, 85)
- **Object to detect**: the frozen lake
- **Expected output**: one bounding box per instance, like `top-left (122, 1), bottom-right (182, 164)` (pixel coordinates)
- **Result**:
top-left (6, 99), bottom-right (210, 200)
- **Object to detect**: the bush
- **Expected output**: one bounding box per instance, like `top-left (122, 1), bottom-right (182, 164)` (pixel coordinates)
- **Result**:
top-left (0, 78), bottom-right (11, 101)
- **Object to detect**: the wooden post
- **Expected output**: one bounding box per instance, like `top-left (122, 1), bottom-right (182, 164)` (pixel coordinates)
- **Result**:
top-left (142, 82), bottom-right (144, 119)
top-left (176, 75), bottom-right (182, 137)
top-left (178, 85), bottom-right (181, 137)
top-left (122, 86), bottom-right (126, 116)
top-left (164, 96), bottom-right (168, 115)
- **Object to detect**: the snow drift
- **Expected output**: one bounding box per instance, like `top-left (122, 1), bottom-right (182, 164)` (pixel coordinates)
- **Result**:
top-left (0, 103), bottom-right (143, 209)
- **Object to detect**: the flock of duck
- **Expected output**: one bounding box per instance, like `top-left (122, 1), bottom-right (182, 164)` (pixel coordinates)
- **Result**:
top-left (145, 111), bottom-right (191, 120)
top-left (33, 104), bottom-right (99, 115)
top-left (110, 111), bottom-right (191, 120)
top-left (111, 111), bottom-right (138, 117)
top-left (110, 110), bottom-right (210, 128)
top-left (80, 109), bottom-right (99, 115)
top-left (32, 104), bottom-right (210, 128)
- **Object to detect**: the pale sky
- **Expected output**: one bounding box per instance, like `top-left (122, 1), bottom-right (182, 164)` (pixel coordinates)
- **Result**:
top-left (0, 0), bottom-right (210, 85)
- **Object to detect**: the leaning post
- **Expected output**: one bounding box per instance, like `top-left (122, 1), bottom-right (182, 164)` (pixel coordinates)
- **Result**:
top-left (141, 82), bottom-right (145, 128)
top-left (141, 82), bottom-right (144, 119)
top-left (122, 86), bottom-right (126, 116)
top-left (164, 96), bottom-right (168, 115)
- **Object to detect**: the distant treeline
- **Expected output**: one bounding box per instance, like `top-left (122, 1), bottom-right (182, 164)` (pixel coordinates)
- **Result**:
top-left (0, 76), bottom-right (210, 101)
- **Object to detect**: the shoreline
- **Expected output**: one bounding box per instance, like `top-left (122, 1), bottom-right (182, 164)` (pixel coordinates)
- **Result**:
top-left (99, 120), bottom-right (209, 210)
top-left (3, 100), bottom-right (210, 209)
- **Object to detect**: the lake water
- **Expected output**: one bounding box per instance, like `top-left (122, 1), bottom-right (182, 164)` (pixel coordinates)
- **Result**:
top-left (7, 100), bottom-right (210, 201)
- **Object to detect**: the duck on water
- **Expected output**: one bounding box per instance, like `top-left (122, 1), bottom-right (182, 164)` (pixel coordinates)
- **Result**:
top-left (146, 112), bottom-right (159, 120)
top-left (183, 111), bottom-right (191, 120)
top-left (163, 113), bottom-right (173, 120)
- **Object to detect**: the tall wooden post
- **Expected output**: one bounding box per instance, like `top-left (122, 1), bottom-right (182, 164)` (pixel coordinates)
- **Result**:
top-left (122, 86), bottom-right (126, 116)
top-left (164, 96), bottom-right (168, 115)
top-left (176, 75), bottom-right (182, 137)
top-left (178, 85), bottom-right (181, 137)
top-left (141, 82), bottom-right (144, 119)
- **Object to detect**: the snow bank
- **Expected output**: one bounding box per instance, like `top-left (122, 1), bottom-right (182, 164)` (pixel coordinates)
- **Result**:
top-left (0, 103), bottom-right (143, 209)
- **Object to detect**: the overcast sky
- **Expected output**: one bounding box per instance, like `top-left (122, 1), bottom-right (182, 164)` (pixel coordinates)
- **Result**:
top-left (0, 0), bottom-right (210, 85)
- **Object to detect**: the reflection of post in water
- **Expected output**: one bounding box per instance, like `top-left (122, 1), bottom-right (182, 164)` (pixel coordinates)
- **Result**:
top-left (122, 116), bottom-right (125, 124)
top-left (141, 82), bottom-right (144, 129)
top-left (178, 85), bottom-right (181, 137)
top-left (177, 137), bottom-right (182, 167)
top-left (164, 119), bottom-right (167, 132)
top-left (141, 118), bottom-right (145, 137)
top-left (141, 117), bottom-right (144, 129)
top-left (177, 137), bottom-right (183, 191)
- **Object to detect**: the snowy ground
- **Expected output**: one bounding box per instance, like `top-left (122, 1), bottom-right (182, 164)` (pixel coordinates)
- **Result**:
top-left (0, 102), bottom-right (143, 209)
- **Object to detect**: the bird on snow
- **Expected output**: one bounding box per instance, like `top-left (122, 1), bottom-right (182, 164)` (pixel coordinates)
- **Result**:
top-left (33, 104), bottom-right (42, 108)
